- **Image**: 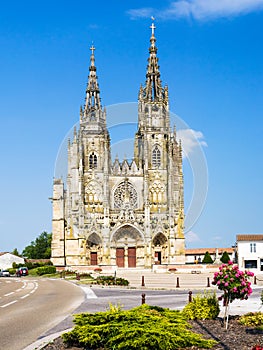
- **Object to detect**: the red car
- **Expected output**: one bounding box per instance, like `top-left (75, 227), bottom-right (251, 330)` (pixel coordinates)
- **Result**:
top-left (16, 267), bottom-right (28, 276)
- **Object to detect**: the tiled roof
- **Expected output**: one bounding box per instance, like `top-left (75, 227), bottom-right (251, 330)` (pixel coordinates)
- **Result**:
top-left (185, 248), bottom-right (234, 255)
top-left (236, 234), bottom-right (263, 241)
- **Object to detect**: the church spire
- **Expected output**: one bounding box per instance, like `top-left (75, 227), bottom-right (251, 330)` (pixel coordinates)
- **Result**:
top-left (141, 20), bottom-right (167, 104)
top-left (84, 44), bottom-right (101, 114)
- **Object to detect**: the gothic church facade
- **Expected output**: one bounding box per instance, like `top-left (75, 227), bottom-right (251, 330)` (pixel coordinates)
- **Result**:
top-left (51, 25), bottom-right (186, 270)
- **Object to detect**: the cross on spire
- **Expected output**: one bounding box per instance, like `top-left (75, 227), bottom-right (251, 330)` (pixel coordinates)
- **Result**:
top-left (150, 21), bottom-right (156, 36)
top-left (90, 44), bottom-right (95, 55)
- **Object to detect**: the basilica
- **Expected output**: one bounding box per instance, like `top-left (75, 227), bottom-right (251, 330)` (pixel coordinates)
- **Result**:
top-left (51, 24), bottom-right (186, 270)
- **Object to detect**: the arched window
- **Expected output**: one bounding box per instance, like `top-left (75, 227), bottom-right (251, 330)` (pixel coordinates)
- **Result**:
top-left (152, 145), bottom-right (161, 168)
top-left (89, 152), bottom-right (97, 169)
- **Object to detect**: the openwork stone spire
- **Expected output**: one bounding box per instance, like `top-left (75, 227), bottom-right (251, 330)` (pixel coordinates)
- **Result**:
top-left (84, 45), bottom-right (101, 113)
top-left (141, 21), bottom-right (167, 104)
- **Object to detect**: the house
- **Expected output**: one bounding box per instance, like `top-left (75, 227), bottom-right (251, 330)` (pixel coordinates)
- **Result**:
top-left (185, 247), bottom-right (235, 264)
top-left (0, 252), bottom-right (25, 270)
top-left (236, 234), bottom-right (263, 273)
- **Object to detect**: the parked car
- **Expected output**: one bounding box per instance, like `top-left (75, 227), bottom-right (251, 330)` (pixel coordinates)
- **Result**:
top-left (0, 269), bottom-right (10, 277)
top-left (16, 267), bottom-right (28, 277)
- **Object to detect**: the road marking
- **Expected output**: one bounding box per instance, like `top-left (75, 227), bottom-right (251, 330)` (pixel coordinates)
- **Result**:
top-left (82, 287), bottom-right (98, 299)
top-left (1, 300), bottom-right (17, 308)
top-left (20, 294), bottom-right (30, 299)
top-left (4, 292), bottom-right (14, 296)
top-left (15, 288), bottom-right (22, 292)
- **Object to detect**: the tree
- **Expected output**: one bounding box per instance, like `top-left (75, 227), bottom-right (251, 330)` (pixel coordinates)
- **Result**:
top-left (220, 251), bottom-right (230, 263)
top-left (202, 251), bottom-right (213, 264)
top-left (11, 248), bottom-right (20, 256)
top-left (212, 261), bottom-right (254, 329)
top-left (22, 231), bottom-right (52, 259)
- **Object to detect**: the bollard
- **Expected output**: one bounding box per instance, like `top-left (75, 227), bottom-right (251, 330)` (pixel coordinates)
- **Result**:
top-left (207, 277), bottom-right (210, 287)
top-left (176, 277), bottom-right (180, 288)
top-left (141, 275), bottom-right (145, 287)
top-left (254, 275), bottom-right (257, 285)
top-left (141, 293), bottom-right (146, 304)
top-left (188, 291), bottom-right (192, 303)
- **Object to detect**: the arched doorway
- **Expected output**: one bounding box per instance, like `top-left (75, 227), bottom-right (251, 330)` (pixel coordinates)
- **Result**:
top-left (86, 232), bottom-right (102, 266)
top-left (152, 233), bottom-right (168, 265)
top-left (111, 225), bottom-right (144, 268)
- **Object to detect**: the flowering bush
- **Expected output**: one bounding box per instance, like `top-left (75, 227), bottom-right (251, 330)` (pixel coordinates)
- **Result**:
top-left (212, 261), bottom-right (254, 304)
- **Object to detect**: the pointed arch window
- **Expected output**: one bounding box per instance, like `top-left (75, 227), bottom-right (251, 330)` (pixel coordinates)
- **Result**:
top-left (152, 145), bottom-right (161, 168)
top-left (89, 152), bottom-right (98, 169)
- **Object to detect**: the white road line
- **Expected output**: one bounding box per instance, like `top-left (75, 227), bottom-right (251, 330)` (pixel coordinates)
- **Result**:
top-left (1, 300), bottom-right (17, 308)
top-left (5, 281), bottom-right (11, 284)
top-left (20, 294), bottom-right (30, 299)
top-left (82, 287), bottom-right (98, 299)
top-left (15, 289), bottom-right (22, 292)
top-left (4, 292), bottom-right (14, 296)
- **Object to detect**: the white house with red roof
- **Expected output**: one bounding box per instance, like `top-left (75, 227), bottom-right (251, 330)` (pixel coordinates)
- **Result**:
top-left (236, 234), bottom-right (263, 273)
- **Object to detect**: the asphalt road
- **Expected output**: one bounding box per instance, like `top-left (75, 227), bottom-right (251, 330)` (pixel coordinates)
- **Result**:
top-left (40, 282), bottom-right (263, 340)
top-left (0, 277), bottom-right (84, 350)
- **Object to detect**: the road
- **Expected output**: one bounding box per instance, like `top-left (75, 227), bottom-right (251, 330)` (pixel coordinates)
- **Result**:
top-left (0, 277), bottom-right (84, 350)
top-left (40, 283), bottom-right (263, 340)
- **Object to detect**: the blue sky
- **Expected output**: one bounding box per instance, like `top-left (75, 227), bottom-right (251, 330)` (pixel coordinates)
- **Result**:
top-left (1, 0), bottom-right (263, 253)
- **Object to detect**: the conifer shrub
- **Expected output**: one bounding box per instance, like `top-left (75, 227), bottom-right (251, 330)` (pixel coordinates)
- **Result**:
top-left (182, 292), bottom-right (220, 320)
top-left (202, 251), bottom-right (213, 264)
top-left (62, 304), bottom-right (217, 349)
top-left (220, 251), bottom-right (230, 263)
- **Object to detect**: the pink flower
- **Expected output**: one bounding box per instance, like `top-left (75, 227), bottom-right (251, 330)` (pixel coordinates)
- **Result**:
top-left (228, 261), bottom-right (233, 265)
top-left (224, 282), bottom-right (229, 287)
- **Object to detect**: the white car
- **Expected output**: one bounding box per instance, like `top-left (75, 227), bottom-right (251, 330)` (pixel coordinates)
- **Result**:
top-left (0, 270), bottom-right (10, 277)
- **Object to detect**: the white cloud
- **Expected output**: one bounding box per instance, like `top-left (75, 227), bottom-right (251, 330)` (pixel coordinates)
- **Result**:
top-left (177, 128), bottom-right (207, 158)
top-left (128, 0), bottom-right (263, 21)
top-left (128, 7), bottom-right (154, 20)
top-left (185, 230), bottom-right (201, 243)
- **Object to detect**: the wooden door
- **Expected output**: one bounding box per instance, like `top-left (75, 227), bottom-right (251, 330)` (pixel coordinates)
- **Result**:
top-left (116, 248), bottom-right (124, 267)
top-left (155, 251), bottom-right (161, 264)
top-left (128, 247), bottom-right (136, 268)
top-left (90, 252), bottom-right (98, 265)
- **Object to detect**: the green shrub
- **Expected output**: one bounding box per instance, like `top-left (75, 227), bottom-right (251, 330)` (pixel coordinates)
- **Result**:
top-left (220, 251), bottom-right (230, 263)
top-left (202, 251), bottom-right (213, 264)
top-left (36, 265), bottom-right (56, 276)
top-left (95, 275), bottom-right (129, 286)
top-left (8, 268), bottom-right (16, 275)
top-left (62, 304), bottom-right (217, 349)
top-left (182, 292), bottom-right (220, 320)
top-left (239, 312), bottom-right (263, 330)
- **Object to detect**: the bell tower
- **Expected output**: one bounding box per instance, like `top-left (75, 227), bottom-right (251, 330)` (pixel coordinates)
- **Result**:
top-left (134, 21), bottom-right (185, 264)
